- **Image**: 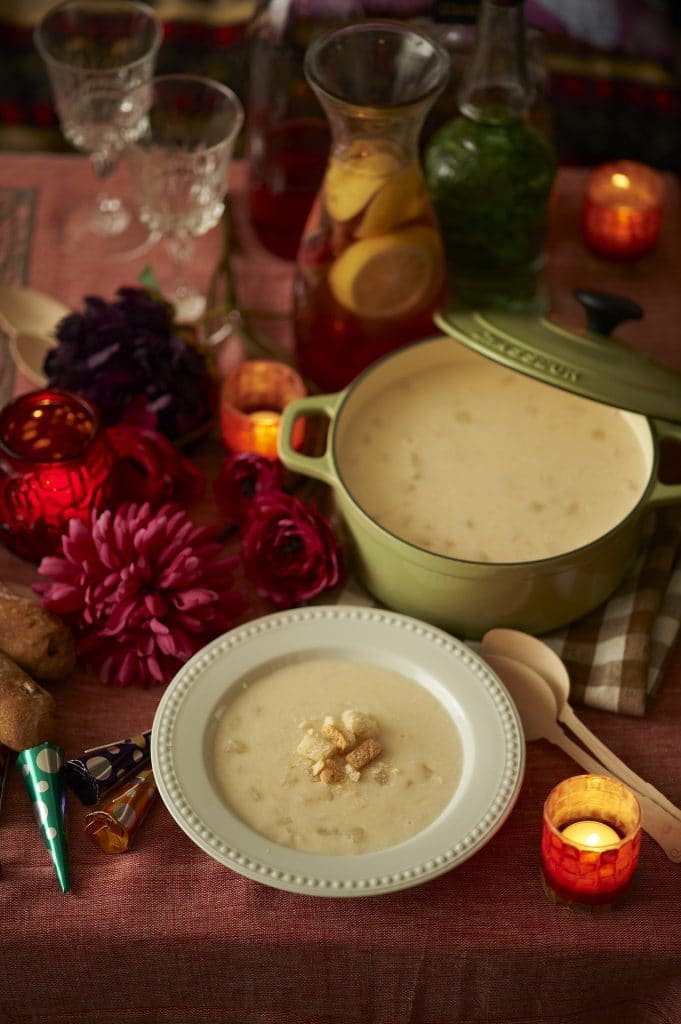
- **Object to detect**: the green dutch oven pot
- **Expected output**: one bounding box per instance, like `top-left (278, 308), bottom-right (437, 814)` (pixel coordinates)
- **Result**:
top-left (279, 293), bottom-right (681, 638)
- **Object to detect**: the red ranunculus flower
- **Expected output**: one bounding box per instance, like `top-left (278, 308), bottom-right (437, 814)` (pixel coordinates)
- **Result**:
top-left (213, 451), bottom-right (284, 529)
top-left (240, 492), bottom-right (344, 609)
top-left (35, 502), bottom-right (244, 687)
top-left (106, 424), bottom-right (206, 507)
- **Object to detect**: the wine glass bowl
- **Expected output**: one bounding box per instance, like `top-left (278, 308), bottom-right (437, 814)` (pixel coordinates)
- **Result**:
top-left (126, 74), bottom-right (244, 322)
top-left (35, 0), bottom-right (162, 256)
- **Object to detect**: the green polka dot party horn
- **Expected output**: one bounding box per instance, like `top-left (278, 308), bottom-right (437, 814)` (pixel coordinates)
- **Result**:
top-left (17, 742), bottom-right (70, 893)
top-left (84, 767), bottom-right (157, 854)
top-left (0, 743), bottom-right (11, 817)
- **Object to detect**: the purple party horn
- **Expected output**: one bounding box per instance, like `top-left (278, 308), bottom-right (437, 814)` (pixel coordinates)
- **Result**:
top-left (65, 730), bottom-right (152, 805)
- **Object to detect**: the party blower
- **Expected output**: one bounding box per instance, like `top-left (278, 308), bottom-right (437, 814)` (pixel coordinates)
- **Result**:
top-left (0, 640), bottom-right (70, 892)
top-left (17, 742), bottom-right (70, 894)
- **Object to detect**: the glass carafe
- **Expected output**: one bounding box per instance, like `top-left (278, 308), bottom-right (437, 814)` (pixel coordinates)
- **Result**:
top-left (293, 21), bottom-right (450, 392)
top-left (246, 0), bottom-right (366, 262)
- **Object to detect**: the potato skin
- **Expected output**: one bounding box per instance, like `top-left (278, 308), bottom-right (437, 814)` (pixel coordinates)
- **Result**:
top-left (0, 651), bottom-right (57, 751)
top-left (0, 585), bottom-right (76, 684)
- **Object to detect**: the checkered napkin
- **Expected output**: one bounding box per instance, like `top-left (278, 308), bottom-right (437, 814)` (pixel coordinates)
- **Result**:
top-left (335, 506), bottom-right (681, 718)
top-left (542, 506), bottom-right (681, 717)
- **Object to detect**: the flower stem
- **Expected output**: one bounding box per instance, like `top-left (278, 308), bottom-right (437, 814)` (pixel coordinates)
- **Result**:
top-left (203, 204), bottom-right (319, 396)
top-left (203, 206), bottom-right (330, 504)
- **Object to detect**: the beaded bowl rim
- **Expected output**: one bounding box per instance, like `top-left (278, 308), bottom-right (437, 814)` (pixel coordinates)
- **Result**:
top-left (151, 605), bottom-right (525, 898)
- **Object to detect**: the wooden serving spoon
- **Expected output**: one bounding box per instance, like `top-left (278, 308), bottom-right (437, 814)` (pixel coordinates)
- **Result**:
top-left (482, 651), bottom-right (681, 862)
top-left (483, 628), bottom-right (681, 825)
top-left (0, 284), bottom-right (67, 387)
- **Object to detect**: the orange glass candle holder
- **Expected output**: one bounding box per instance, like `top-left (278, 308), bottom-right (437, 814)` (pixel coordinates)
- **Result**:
top-left (541, 774), bottom-right (641, 912)
top-left (220, 359), bottom-right (306, 460)
top-left (582, 160), bottom-right (664, 260)
top-left (0, 389), bottom-right (113, 560)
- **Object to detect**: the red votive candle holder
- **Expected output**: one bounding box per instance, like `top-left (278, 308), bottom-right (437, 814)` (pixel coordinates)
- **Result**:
top-left (541, 774), bottom-right (641, 912)
top-left (0, 389), bottom-right (113, 560)
top-left (582, 160), bottom-right (664, 260)
top-left (220, 359), bottom-right (306, 460)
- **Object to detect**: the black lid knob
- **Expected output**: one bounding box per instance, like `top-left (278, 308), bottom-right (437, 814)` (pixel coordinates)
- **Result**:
top-left (574, 290), bottom-right (644, 337)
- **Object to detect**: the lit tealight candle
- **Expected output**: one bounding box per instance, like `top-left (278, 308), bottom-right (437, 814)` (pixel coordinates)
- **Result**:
top-left (582, 160), bottom-right (664, 260)
top-left (220, 359), bottom-right (307, 460)
top-left (541, 774), bottom-right (641, 911)
top-left (561, 820), bottom-right (620, 848)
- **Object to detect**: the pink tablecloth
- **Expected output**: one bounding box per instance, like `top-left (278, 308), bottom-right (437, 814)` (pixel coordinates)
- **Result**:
top-left (0, 153), bottom-right (680, 1024)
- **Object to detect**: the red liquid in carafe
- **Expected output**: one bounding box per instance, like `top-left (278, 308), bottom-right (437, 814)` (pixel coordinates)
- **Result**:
top-left (249, 118), bottom-right (329, 262)
top-left (293, 142), bottom-right (446, 392)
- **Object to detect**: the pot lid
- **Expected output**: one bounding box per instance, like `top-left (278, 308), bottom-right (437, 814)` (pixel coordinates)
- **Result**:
top-left (435, 290), bottom-right (681, 423)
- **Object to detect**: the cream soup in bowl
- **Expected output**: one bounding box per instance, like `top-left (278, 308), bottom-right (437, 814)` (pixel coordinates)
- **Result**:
top-left (212, 657), bottom-right (462, 855)
top-left (336, 347), bottom-right (651, 563)
top-left (152, 605), bottom-right (525, 895)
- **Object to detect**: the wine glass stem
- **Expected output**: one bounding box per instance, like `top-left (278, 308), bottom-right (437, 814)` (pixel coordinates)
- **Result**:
top-left (167, 233), bottom-right (194, 273)
top-left (166, 235), bottom-right (205, 321)
top-left (90, 190), bottom-right (131, 237)
top-left (86, 146), bottom-right (133, 237)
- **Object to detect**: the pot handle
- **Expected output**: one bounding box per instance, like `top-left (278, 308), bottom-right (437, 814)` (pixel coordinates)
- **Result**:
top-left (649, 419), bottom-right (681, 505)
top-left (278, 390), bottom-right (345, 485)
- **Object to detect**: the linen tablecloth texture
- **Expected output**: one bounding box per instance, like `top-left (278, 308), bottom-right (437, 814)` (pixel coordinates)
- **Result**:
top-left (0, 153), bottom-right (680, 1024)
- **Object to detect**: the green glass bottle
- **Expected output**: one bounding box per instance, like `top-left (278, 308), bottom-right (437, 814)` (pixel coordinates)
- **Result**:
top-left (424, 0), bottom-right (556, 311)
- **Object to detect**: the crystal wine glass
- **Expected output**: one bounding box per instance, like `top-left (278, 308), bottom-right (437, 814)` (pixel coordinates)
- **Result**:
top-left (125, 74), bottom-right (244, 322)
top-left (34, 0), bottom-right (162, 261)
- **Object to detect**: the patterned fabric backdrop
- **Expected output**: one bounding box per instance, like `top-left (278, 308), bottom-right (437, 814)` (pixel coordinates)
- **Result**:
top-left (0, 0), bottom-right (679, 171)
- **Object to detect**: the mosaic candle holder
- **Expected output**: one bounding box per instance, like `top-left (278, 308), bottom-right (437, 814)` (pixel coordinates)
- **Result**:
top-left (220, 360), bottom-right (306, 460)
top-left (581, 161), bottom-right (664, 260)
top-left (541, 774), bottom-right (641, 912)
top-left (0, 389), bottom-right (113, 560)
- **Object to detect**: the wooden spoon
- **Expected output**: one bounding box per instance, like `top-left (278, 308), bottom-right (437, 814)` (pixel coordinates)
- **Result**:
top-left (482, 651), bottom-right (681, 862)
top-left (483, 628), bottom-right (681, 825)
top-left (0, 284), bottom-right (67, 387)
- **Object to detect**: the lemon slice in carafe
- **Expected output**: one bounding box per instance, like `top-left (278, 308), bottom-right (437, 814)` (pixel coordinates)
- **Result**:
top-left (355, 162), bottom-right (428, 238)
top-left (328, 225), bottom-right (443, 319)
top-left (324, 140), bottom-right (403, 222)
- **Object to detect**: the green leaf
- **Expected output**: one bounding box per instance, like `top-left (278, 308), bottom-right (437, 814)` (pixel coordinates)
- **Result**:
top-left (138, 264), bottom-right (162, 294)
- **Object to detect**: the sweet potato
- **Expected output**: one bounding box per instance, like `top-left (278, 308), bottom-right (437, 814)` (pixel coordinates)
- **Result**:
top-left (0, 584), bottom-right (76, 684)
top-left (0, 651), bottom-right (57, 751)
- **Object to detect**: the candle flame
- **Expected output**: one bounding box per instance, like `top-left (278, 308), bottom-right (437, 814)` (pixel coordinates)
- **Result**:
top-left (583, 829), bottom-right (606, 847)
top-left (561, 819), bottom-right (620, 849)
top-left (611, 173), bottom-right (630, 190)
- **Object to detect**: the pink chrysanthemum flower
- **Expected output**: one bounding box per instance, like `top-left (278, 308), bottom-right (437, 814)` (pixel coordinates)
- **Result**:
top-left (35, 502), bottom-right (244, 687)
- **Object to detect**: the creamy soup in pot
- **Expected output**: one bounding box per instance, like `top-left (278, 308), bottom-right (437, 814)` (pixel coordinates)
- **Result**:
top-left (211, 658), bottom-right (462, 855)
top-left (337, 349), bottom-right (650, 562)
